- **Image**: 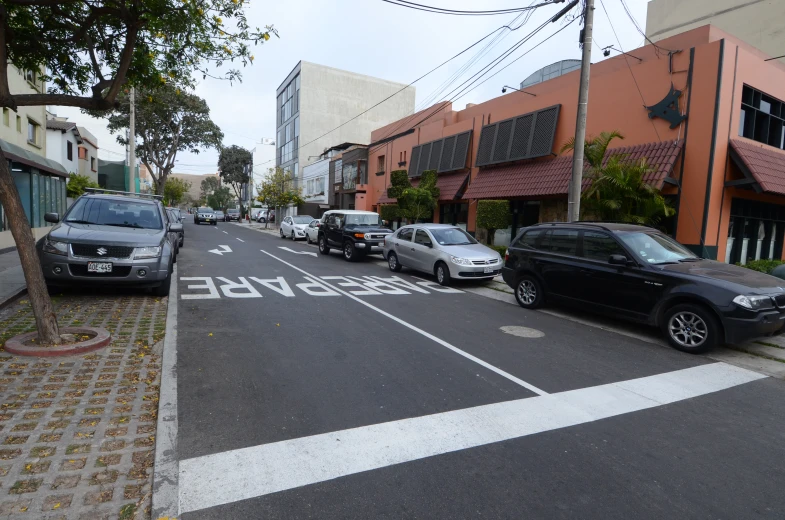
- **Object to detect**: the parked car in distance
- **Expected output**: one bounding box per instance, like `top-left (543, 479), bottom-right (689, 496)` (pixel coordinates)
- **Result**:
top-left (305, 219), bottom-right (322, 244)
top-left (251, 208), bottom-right (267, 222)
top-left (214, 210), bottom-right (225, 221)
top-left (166, 208), bottom-right (185, 248)
top-left (383, 224), bottom-right (502, 286)
top-left (318, 210), bottom-right (391, 262)
top-left (36, 189), bottom-right (179, 296)
top-left (194, 207), bottom-right (217, 225)
top-left (280, 215), bottom-right (315, 240)
top-left (225, 208), bottom-right (240, 222)
top-left (502, 222), bottom-right (785, 353)
top-left (168, 207), bottom-right (183, 222)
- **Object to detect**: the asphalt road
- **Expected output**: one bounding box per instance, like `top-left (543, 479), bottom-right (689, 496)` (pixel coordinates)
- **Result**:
top-left (174, 218), bottom-right (785, 519)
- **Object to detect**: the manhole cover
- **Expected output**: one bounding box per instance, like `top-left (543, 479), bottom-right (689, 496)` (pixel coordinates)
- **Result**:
top-left (500, 325), bottom-right (545, 338)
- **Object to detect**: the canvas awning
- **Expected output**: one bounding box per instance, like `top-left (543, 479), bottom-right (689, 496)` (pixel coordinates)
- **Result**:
top-left (1, 138), bottom-right (68, 178)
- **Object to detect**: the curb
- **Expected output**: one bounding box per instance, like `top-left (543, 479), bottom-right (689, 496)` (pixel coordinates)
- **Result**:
top-left (0, 286), bottom-right (27, 311)
top-left (4, 326), bottom-right (111, 357)
top-left (152, 264), bottom-right (180, 518)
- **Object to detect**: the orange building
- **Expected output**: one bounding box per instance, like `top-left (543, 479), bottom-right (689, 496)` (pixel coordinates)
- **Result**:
top-left (362, 25), bottom-right (785, 264)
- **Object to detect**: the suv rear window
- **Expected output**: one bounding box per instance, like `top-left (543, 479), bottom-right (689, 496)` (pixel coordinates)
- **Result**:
top-left (540, 229), bottom-right (578, 256)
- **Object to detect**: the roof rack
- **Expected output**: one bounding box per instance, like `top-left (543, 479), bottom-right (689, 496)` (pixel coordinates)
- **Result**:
top-left (83, 188), bottom-right (163, 200)
top-left (532, 221), bottom-right (654, 232)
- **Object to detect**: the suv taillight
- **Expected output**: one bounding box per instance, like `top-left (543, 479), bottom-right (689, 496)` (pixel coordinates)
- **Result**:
top-left (504, 249), bottom-right (509, 263)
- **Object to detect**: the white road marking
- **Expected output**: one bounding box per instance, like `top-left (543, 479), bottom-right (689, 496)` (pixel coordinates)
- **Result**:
top-left (179, 362), bottom-right (766, 514)
top-left (278, 246), bottom-right (317, 257)
top-left (259, 250), bottom-right (546, 395)
top-left (236, 238), bottom-right (245, 242)
top-left (208, 245), bottom-right (232, 256)
top-left (180, 277), bottom-right (220, 299)
top-left (222, 230), bottom-right (228, 234)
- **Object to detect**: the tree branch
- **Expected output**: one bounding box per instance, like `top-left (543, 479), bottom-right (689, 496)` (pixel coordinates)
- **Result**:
top-left (11, 93), bottom-right (115, 110)
top-left (103, 23), bottom-right (139, 103)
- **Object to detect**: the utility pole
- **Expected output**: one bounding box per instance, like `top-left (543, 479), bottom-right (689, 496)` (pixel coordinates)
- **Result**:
top-left (247, 148), bottom-right (256, 221)
top-left (128, 87), bottom-right (136, 193)
top-left (568, 0), bottom-right (594, 222)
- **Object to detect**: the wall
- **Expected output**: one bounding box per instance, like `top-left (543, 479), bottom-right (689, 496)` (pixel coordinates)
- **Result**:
top-left (77, 127), bottom-right (99, 183)
top-left (646, 0), bottom-right (785, 63)
top-left (0, 66), bottom-right (46, 155)
top-left (301, 158), bottom-right (328, 206)
top-left (169, 172), bottom-right (220, 204)
top-left (45, 127), bottom-right (79, 175)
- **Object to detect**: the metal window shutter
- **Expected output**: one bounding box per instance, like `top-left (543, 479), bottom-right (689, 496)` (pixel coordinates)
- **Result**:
top-left (509, 113), bottom-right (534, 160)
top-left (408, 145), bottom-right (421, 177)
top-left (417, 142), bottom-right (432, 177)
top-left (492, 120), bottom-right (514, 163)
top-left (428, 140), bottom-right (443, 172)
top-left (529, 105), bottom-right (561, 158)
top-left (451, 131), bottom-right (471, 171)
top-left (476, 125), bottom-right (496, 166)
top-left (439, 136), bottom-right (456, 172)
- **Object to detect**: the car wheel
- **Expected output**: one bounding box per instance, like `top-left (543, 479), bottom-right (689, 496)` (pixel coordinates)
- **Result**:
top-left (180, 237), bottom-right (184, 247)
top-left (291, 231), bottom-right (296, 241)
top-left (514, 275), bottom-right (544, 309)
top-left (306, 234), bottom-right (312, 244)
top-left (343, 241), bottom-right (358, 262)
top-left (663, 303), bottom-right (719, 353)
top-left (212, 222), bottom-right (217, 226)
top-left (435, 262), bottom-right (451, 286)
top-left (280, 229), bottom-right (285, 239)
top-left (388, 252), bottom-right (402, 272)
top-left (152, 267), bottom-right (172, 297)
top-left (319, 237), bottom-right (330, 255)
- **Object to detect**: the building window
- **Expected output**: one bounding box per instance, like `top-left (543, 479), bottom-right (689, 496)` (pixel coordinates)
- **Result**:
top-left (91, 157), bottom-right (96, 171)
top-left (740, 85), bottom-right (785, 150)
top-left (16, 115), bottom-right (21, 133)
top-left (377, 155), bottom-right (385, 173)
top-left (2, 108), bottom-right (8, 126)
top-left (67, 141), bottom-right (73, 161)
top-left (24, 70), bottom-right (35, 83)
top-left (78, 146), bottom-right (87, 160)
top-left (726, 198), bottom-right (785, 264)
top-left (27, 119), bottom-right (40, 145)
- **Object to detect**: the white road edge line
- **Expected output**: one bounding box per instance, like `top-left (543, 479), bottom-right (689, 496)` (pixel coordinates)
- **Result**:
top-left (152, 264), bottom-right (179, 518)
top-left (178, 362), bottom-right (766, 514)
top-left (259, 249), bottom-right (547, 396)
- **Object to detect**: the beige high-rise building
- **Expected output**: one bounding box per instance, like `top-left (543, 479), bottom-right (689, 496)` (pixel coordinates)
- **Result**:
top-left (646, 0), bottom-right (785, 61)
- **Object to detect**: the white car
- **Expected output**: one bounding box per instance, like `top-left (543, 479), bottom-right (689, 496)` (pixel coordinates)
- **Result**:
top-left (280, 215), bottom-right (315, 240)
top-left (304, 219), bottom-right (322, 244)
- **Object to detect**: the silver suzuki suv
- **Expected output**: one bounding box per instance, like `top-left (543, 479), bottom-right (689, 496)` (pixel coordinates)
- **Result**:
top-left (37, 189), bottom-right (180, 296)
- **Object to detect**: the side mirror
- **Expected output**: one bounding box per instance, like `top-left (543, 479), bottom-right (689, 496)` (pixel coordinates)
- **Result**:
top-left (608, 254), bottom-right (629, 266)
top-left (169, 223), bottom-right (183, 233)
top-left (424, 241), bottom-right (433, 248)
top-left (44, 212), bottom-right (60, 224)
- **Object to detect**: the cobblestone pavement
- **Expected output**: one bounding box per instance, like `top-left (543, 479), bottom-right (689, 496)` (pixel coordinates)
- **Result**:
top-left (0, 292), bottom-right (166, 519)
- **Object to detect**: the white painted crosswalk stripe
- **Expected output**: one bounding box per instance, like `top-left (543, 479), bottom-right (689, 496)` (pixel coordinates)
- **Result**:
top-left (178, 363), bottom-right (765, 514)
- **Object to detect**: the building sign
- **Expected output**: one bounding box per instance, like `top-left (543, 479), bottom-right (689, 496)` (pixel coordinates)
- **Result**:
top-left (646, 84), bottom-right (687, 129)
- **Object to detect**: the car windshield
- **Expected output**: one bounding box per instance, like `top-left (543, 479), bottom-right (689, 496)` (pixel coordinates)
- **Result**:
top-left (617, 231), bottom-right (699, 264)
top-left (293, 216), bottom-right (313, 224)
top-left (345, 214), bottom-right (382, 226)
top-left (198, 207), bottom-right (213, 213)
top-left (65, 198), bottom-right (162, 229)
top-left (227, 209), bottom-right (239, 214)
top-left (430, 227), bottom-right (478, 246)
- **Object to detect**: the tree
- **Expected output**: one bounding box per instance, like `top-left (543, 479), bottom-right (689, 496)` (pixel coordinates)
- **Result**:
top-left (200, 176), bottom-right (221, 200)
top-left (163, 177), bottom-right (191, 207)
top-left (92, 85), bottom-right (223, 195)
top-left (561, 132), bottom-right (675, 225)
top-left (476, 200), bottom-right (511, 245)
top-left (0, 0), bottom-right (276, 344)
top-left (256, 168), bottom-right (304, 228)
top-left (386, 169), bottom-right (439, 223)
top-left (218, 145), bottom-right (253, 215)
top-left (207, 186), bottom-right (233, 210)
top-left (66, 173), bottom-right (100, 199)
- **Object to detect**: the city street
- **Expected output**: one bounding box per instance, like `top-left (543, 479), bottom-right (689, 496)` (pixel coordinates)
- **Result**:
top-left (172, 218), bottom-right (785, 519)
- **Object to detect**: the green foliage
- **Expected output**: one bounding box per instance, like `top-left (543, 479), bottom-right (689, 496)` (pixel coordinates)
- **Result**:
top-left (386, 170), bottom-right (411, 199)
top-left (397, 170), bottom-right (440, 222)
top-left (219, 145), bottom-right (253, 209)
top-left (3, 0), bottom-right (277, 111)
top-left (476, 200), bottom-right (511, 245)
top-left (488, 245), bottom-right (508, 257)
top-left (66, 174), bottom-right (99, 198)
top-left (207, 186), bottom-right (233, 210)
top-left (200, 176), bottom-right (221, 199)
top-left (561, 131), bottom-right (675, 226)
top-left (256, 167), bottom-right (304, 217)
top-left (163, 177), bottom-right (191, 206)
top-left (379, 204), bottom-right (401, 222)
top-left (92, 84), bottom-right (223, 195)
top-left (738, 259), bottom-right (784, 274)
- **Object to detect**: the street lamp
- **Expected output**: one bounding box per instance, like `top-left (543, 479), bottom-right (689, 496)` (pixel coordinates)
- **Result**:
top-left (501, 85), bottom-right (537, 96)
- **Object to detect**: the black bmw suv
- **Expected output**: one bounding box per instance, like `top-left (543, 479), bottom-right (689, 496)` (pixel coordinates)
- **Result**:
top-left (502, 222), bottom-right (785, 353)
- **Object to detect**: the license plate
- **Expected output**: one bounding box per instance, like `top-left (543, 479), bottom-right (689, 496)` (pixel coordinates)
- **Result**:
top-left (88, 262), bottom-right (112, 273)
top-left (205, 218), bottom-right (212, 221)
top-left (484, 266), bottom-right (494, 273)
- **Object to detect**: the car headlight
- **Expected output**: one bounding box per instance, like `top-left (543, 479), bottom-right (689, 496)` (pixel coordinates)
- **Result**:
top-left (43, 237), bottom-right (68, 256)
top-left (450, 256), bottom-right (471, 266)
top-left (733, 294), bottom-right (774, 311)
top-left (364, 233), bottom-right (372, 240)
top-left (134, 246), bottom-right (162, 259)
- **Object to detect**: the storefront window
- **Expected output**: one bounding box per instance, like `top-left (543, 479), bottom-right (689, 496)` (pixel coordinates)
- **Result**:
top-left (726, 198), bottom-right (785, 264)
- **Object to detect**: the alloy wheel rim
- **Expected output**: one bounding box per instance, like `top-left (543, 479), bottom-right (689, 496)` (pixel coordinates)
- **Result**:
top-left (344, 244), bottom-right (352, 258)
top-left (437, 267), bottom-right (444, 283)
top-left (668, 311), bottom-right (708, 348)
top-left (517, 280), bottom-right (536, 305)
top-left (389, 255), bottom-right (397, 270)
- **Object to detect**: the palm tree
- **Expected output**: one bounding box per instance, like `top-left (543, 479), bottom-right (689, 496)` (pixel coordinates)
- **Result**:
top-left (561, 132), bottom-right (675, 226)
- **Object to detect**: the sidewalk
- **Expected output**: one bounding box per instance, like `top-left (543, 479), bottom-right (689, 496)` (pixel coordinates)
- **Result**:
top-left (0, 290), bottom-right (167, 519)
top-left (0, 250), bottom-right (26, 309)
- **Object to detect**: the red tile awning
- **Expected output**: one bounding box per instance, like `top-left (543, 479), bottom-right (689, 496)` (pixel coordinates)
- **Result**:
top-left (377, 171), bottom-right (470, 204)
top-left (463, 139), bottom-right (683, 200)
top-left (729, 139), bottom-right (785, 195)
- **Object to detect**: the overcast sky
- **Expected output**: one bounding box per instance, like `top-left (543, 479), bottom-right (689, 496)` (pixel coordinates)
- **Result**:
top-left (52, 0), bottom-right (649, 179)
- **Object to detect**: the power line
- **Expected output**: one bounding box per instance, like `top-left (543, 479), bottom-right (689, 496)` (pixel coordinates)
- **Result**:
top-left (380, 0), bottom-right (560, 16)
top-left (617, 0), bottom-right (674, 56)
top-left (598, 0), bottom-right (661, 142)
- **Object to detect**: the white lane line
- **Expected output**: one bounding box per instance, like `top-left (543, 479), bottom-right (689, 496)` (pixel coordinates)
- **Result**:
top-left (222, 230), bottom-right (228, 234)
top-left (179, 362), bottom-right (765, 514)
top-left (236, 238), bottom-right (245, 242)
top-left (259, 249), bottom-right (546, 396)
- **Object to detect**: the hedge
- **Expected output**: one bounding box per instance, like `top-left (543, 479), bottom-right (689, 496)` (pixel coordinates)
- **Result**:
top-left (738, 259), bottom-right (784, 274)
top-left (488, 245), bottom-right (508, 257)
top-left (476, 200), bottom-right (511, 245)
top-left (379, 204), bottom-right (401, 221)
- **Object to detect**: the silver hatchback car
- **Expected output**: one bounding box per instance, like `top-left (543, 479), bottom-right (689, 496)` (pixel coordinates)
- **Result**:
top-left (383, 224), bottom-right (502, 286)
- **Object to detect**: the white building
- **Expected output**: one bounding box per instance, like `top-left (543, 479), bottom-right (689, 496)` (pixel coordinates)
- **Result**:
top-left (301, 158), bottom-right (329, 216)
top-left (45, 115), bottom-right (82, 176)
top-left (275, 61), bottom-right (416, 188)
top-left (76, 126), bottom-right (99, 183)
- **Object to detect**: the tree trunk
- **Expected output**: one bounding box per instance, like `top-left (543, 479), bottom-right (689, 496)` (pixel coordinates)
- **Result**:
top-left (0, 153), bottom-right (60, 344)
